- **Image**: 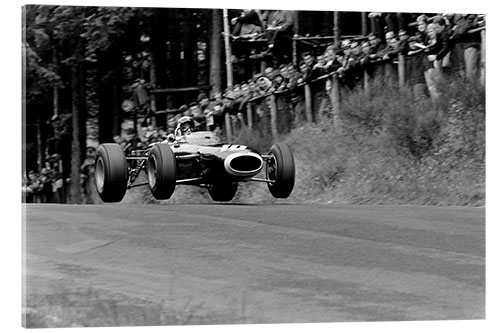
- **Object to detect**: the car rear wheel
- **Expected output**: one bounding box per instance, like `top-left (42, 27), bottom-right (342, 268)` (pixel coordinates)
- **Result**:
top-left (208, 182), bottom-right (238, 202)
top-left (147, 143), bottom-right (177, 200)
top-left (95, 144), bottom-right (128, 203)
top-left (266, 143), bottom-right (295, 198)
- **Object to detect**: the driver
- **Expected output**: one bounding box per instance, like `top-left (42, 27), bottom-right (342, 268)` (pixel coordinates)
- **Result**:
top-left (174, 116), bottom-right (196, 137)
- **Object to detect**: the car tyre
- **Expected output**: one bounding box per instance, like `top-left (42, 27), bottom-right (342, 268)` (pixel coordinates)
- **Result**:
top-left (148, 143), bottom-right (177, 200)
top-left (95, 143), bottom-right (128, 203)
top-left (267, 143), bottom-right (295, 198)
top-left (208, 182), bottom-right (238, 202)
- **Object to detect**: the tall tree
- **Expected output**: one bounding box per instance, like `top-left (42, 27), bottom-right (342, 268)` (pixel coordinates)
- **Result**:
top-left (209, 9), bottom-right (223, 95)
top-left (49, 6), bottom-right (91, 203)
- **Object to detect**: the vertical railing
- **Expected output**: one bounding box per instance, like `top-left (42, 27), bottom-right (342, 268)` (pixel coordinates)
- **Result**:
top-left (304, 84), bottom-right (313, 123)
top-left (269, 94), bottom-right (279, 139)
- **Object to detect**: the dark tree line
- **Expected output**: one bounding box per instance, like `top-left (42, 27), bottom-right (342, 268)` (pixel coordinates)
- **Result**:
top-left (23, 5), bottom-right (221, 203)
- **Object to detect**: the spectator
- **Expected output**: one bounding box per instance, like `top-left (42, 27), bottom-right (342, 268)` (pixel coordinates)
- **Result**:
top-left (25, 171), bottom-right (42, 203)
top-left (341, 39), bottom-right (352, 59)
top-left (414, 14), bottom-right (430, 44)
top-left (396, 30), bottom-right (411, 55)
top-left (425, 16), bottom-right (451, 71)
top-left (255, 74), bottom-right (274, 95)
top-left (323, 47), bottom-right (342, 74)
top-left (385, 12), bottom-right (414, 36)
top-left (187, 101), bottom-right (206, 130)
top-left (367, 34), bottom-right (385, 60)
top-left (285, 64), bottom-right (301, 90)
top-left (231, 9), bottom-right (264, 39)
top-left (349, 40), bottom-right (363, 59)
top-left (263, 9), bottom-right (296, 64)
top-left (360, 40), bottom-right (376, 77)
top-left (368, 12), bottom-right (386, 41)
top-left (131, 78), bottom-right (152, 127)
top-left (406, 36), bottom-right (428, 99)
top-left (39, 168), bottom-right (53, 203)
top-left (272, 73), bottom-right (287, 92)
top-left (22, 174), bottom-right (29, 203)
top-left (342, 40), bottom-right (364, 89)
top-left (422, 20), bottom-right (447, 100)
top-left (449, 14), bottom-right (481, 81)
top-left (377, 31), bottom-right (400, 60)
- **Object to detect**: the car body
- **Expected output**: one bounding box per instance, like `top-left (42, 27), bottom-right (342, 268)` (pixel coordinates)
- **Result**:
top-left (95, 131), bottom-right (295, 202)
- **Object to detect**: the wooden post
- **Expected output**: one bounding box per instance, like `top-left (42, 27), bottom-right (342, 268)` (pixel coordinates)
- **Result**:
top-left (398, 54), bottom-right (405, 89)
top-left (246, 102), bottom-right (253, 130)
top-left (361, 12), bottom-right (368, 36)
top-left (385, 62), bottom-right (396, 86)
top-left (224, 112), bottom-right (233, 141)
top-left (480, 29), bottom-right (485, 87)
top-left (329, 76), bottom-right (341, 131)
top-left (333, 12), bottom-right (340, 47)
top-left (304, 84), bottom-right (313, 123)
top-left (269, 94), bottom-right (279, 139)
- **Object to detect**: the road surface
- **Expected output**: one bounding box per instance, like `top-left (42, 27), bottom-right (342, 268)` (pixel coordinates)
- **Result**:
top-left (23, 203), bottom-right (485, 327)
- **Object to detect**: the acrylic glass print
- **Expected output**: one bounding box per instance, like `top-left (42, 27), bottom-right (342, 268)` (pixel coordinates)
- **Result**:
top-left (22, 4), bottom-right (485, 328)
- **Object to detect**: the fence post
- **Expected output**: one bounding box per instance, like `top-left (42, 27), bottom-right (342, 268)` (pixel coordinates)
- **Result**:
top-left (329, 75), bottom-right (341, 131)
top-left (224, 112), bottom-right (232, 141)
top-left (384, 62), bottom-right (393, 85)
top-left (398, 54), bottom-right (405, 89)
top-left (246, 103), bottom-right (253, 130)
top-left (480, 29), bottom-right (485, 87)
top-left (304, 84), bottom-right (313, 123)
top-left (269, 94), bottom-right (279, 139)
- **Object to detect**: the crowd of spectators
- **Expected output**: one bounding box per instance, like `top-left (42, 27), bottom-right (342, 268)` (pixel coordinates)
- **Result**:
top-left (22, 146), bottom-right (101, 204)
top-left (230, 11), bottom-right (484, 98)
top-left (22, 154), bottom-right (65, 203)
top-left (127, 12), bottom-right (484, 144)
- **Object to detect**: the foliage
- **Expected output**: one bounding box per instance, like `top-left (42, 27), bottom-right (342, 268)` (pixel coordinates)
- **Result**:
top-left (283, 78), bottom-right (485, 206)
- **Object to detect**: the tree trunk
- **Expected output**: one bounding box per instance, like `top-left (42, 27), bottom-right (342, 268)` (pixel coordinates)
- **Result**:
top-left (97, 50), bottom-right (114, 143)
top-left (150, 8), bottom-right (169, 127)
top-left (69, 39), bottom-right (86, 204)
top-left (209, 9), bottom-right (223, 95)
top-left (97, 42), bottom-right (123, 142)
top-left (222, 9), bottom-right (233, 89)
top-left (333, 12), bottom-right (340, 47)
top-left (182, 9), bottom-right (197, 89)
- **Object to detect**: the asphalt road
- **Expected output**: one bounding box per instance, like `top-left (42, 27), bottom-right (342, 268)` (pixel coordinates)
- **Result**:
top-left (23, 203), bottom-right (485, 327)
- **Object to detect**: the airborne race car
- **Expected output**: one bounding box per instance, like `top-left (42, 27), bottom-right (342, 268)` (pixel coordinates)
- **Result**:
top-left (94, 131), bottom-right (295, 203)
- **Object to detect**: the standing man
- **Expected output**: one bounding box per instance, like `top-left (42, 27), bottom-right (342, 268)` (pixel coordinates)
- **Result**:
top-left (449, 14), bottom-right (481, 81)
top-left (263, 10), bottom-right (296, 65)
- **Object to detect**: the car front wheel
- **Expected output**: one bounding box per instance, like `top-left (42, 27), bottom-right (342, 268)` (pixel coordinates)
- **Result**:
top-left (95, 143), bottom-right (128, 203)
top-left (147, 143), bottom-right (177, 200)
top-left (266, 143), bottom-right (295, 198)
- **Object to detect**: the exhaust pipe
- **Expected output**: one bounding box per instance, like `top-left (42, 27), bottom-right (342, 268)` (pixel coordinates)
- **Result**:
top-left (224, 152), bottom-right (263, 177)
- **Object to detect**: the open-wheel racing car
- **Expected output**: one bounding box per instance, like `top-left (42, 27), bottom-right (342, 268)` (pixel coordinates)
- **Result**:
top-left (94, 131), bottom-right (295, 203)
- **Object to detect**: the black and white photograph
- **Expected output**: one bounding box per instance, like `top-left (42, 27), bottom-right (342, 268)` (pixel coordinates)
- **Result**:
top-left (12, 0), bottom-right (497, 331)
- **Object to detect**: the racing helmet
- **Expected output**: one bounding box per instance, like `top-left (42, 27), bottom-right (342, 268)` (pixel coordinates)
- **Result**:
top-left (176, 116), bottom-right (195, 136)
